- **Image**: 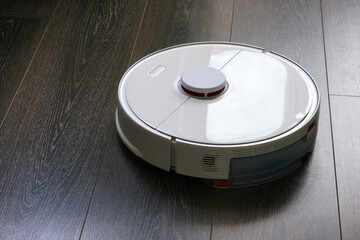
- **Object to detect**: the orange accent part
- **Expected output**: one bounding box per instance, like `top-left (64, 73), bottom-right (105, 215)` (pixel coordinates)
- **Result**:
top-left (182, 86), bottom-right (205, 97)
top-left (307, 122), bottom-right (315, 133)
top-left (214, 179), bottom-right (229, 187)
top-left (207, 87), bottom-right (225, 97)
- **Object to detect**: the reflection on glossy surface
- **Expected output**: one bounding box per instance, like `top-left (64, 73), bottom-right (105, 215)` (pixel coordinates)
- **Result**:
top-left (125, 44), bottom-right (241, 128)
top-left (206, 51), bottom-right (287, 142)
top-left (157, 50), bottom-right (312, 144)
top-left (208, 49), bottom-right (239, 69)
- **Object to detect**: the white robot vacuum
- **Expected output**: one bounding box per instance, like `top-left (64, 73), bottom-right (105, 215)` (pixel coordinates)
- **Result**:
top-left (116, 42), bottom-right (320, 188)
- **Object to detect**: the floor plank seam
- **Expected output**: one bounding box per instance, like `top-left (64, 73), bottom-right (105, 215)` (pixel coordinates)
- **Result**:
top-left (78, 137), bottom-right (110, 240)
top-left (320, 0), bottom-right (343, 239)
top-left (209, 219), bottom-right (213, 240)
top-left (330, 94), bottom-right (360, 98)
top-left (0, 0), bottom-right (61, 130)
top-left (128, 0), bottom-right (149, 66)
top-left (0, 0), bottom-right (345, 238)
top-left (78, 2), bottom-right (150, 238)
top-left (229, 0), bottom-right (235, 42)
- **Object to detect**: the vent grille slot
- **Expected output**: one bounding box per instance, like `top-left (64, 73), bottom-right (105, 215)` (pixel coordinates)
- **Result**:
top-left (202, 155), bottom-right (217, 172)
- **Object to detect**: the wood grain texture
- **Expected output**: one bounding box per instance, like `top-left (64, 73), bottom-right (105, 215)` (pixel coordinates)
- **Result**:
top-left (2, 0), bottom-right (355, 239)
top-left (0, 0), bottom-right (146, 239)
top-left (81, 132), bottom-right (214, 240)
top-left (81, 1), bottom-right (234, 239)
top-left (0, 0), bottom-right (59, 126)
top-left (0, 17), bottom-right (47, 125)
top-left (322, 0), bottom-right (360, 96)
top-left (130, 0), bottom-right (234, 63)
top-left (0, 0), bottom-right (58, 18)
top-left (331, 96), bottom-right (360, 240)
top-left (211, 0), bottom-right (340, 239)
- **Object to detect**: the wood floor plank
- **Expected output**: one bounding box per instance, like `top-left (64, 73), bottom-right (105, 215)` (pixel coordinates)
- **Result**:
top-left (0, 1), bottom-right (58, 125)
top-left (81, 1), bottom-right (234, 239)
top-left (323, 0), bottom-right (360, 238)
top-left (130, 0), bottom-right (234, 63)
top-left (330, 96), bottom-right (360, 240)
top-left (0, 0), bottom-right (58, 18)
top-left (322, 0), bottom-right (360, 96)
top-left (81, 134), bottom-right (215, 240)
top-left (0, 0), bottom-right (146, 239)
top-left (211, 0), bottom-right (340, 239)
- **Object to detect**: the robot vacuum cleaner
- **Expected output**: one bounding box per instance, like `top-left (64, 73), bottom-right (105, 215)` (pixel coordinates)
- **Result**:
top-left (116, 42), bottom-right (320, 188)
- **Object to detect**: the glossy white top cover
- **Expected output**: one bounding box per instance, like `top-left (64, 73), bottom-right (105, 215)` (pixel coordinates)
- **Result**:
top-left (122, 43), bottom-right (318, 145)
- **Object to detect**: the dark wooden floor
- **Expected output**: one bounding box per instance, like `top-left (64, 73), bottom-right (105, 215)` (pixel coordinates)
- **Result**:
top-left (0, 0), bottom-right (359, 239)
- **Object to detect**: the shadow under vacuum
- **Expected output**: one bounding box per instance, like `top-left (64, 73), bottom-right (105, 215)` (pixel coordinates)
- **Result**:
top-left (117, 134), bottom-right (312, 225)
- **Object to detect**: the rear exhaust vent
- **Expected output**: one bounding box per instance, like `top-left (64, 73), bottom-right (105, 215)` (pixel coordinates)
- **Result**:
top-left (201, 155), bottom-right (217, 172)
